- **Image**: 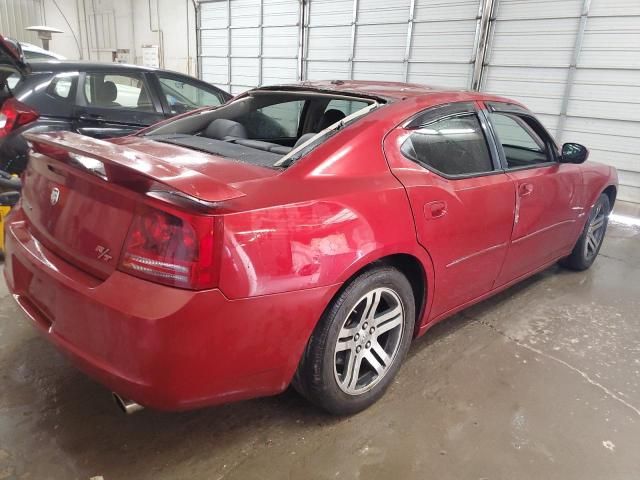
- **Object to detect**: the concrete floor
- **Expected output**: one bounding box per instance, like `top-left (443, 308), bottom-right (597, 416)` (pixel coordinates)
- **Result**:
top-left (1, 206), bottom-right (639, 480)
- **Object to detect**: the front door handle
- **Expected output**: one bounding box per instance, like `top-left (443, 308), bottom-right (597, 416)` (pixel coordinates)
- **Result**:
top-left (425, 201), bottom-right (447, 220)
top-left (518, 183), bottom-right (534, 197)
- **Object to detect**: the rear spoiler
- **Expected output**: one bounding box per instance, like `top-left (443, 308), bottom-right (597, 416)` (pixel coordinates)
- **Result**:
top-left (24, 131), bottom-right (245, 204)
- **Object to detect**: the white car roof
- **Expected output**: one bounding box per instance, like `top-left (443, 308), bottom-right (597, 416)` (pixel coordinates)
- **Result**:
top-left (19, 42), bottom-right (66, 60)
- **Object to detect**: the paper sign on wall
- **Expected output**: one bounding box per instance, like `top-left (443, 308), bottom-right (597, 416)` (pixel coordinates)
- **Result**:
top-left (141, 45), bottom-right (159, 68)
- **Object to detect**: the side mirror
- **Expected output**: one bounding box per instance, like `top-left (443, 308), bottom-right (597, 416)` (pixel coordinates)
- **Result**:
top-left (561, 142), bottom-right (589, 164)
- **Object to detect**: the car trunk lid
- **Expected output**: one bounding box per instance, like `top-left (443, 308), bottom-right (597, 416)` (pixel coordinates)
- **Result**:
top-left (1, 35), bottom-right (32, 132)
top-left (21, 131), bottom-right (276, 279)
top-left (0, 34), bottom-right (29, 87)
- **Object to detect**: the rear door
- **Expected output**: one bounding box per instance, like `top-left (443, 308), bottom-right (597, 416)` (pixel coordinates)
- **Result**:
top-left (73, 70), bottom-right (165, 138)
top-left (485, 102), bottom-right (584, 286)
top-left (384, 102), bottom-right (516, 321)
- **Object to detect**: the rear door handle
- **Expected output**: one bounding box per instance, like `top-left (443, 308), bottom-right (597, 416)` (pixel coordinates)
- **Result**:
top-left (78, 113), bottom-right (105, 121)
top-left (518, 183), bottom-right (534, 197)
top-left (425, 201), bottom-right (447, 220)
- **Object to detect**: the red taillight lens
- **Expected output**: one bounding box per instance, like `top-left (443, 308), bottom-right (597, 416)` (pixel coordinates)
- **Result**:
top-left (118, 205), bottom-right (218, 290)
top-left (0, 98), bottom-right (39, 138)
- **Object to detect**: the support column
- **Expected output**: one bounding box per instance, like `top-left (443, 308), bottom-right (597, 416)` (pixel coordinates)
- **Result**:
top-left (556, 0), bottom-right (592, 142)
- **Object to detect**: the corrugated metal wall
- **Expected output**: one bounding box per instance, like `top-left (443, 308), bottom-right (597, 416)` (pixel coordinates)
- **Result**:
top-left (482, 0), bottom-right (640, 203)
top-left (481, 0), bottom-right (582, 136)
top-left (304, 0), bottom-right (481, 88)
top-left (0, 0), bottom-right (43, 44)
top-left (565, 0), bottom-right (640, 203)
top-left (199, 0), bottom-right (302, 94)
top-left (197, 0), bottom-right (640, 203)
top-left (199, 0), bottom-right (482, 92)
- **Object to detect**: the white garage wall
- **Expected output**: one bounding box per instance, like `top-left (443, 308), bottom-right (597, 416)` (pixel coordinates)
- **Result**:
top-left (197, 0), bottom-right (639, 202)
top-left (199, 0), bottom-right (482, 93)
top-left (199, 0), bottom-right (302, 94)
top-left (299, 0), bottom-right (482, 88)
top-left (35, 0), bottom-right (196, 75)
top-left (0, 0), bottom-right (43, 45)
top-left (565, 0), bottom-right (640, 203)
top-left (408, 0), bottom-right (482, 87)
top-left (481, 0), bottom-right (584, 136)
top-left (482, 0), bottom-right (640, 203)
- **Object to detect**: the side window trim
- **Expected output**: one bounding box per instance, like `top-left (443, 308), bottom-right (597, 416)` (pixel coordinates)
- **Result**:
top-left (484, 101), bottom-right (559, 171)
top-left (476, 105), bottom-right (503, 172)
top-left (141, 72), bottom-right (165, 114)
top-left (401, 102), bottom-right (503, 180)
top-left (147, 73), bottom-right (172, 116)
top-left (404, 101), bottom-right (477, 129)
top-left (297, 98), bottom-right (312, 137)
top-left (75, 72), bottom-right (88, 108)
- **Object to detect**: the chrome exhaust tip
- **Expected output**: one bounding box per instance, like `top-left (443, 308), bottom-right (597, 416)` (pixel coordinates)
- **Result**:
top-left (112, 392), bottom-right (144, 415)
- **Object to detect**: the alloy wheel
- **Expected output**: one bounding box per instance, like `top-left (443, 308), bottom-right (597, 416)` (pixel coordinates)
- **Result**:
top-left (584, 202), bottom-right (607, 260)
top-left (333, 287), bottom-right (405, 395)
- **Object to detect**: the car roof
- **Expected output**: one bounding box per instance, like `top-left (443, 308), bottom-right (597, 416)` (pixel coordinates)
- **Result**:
top-left (252, 80), bottom-right (517, 105)
top-left (27, 60), bottom-right (164, 74)
top-left (19, 42), bottom-right (66, 60)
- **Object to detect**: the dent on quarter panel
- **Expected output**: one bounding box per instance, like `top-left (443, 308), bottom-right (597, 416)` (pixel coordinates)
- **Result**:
top-left (218, 187), bottom-right (419, 299)
top-left (215, 108), bottom-right (424, 300)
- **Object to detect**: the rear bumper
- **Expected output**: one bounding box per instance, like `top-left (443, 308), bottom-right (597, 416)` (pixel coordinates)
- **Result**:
top-left (4, 208), bottom-right (339, 411)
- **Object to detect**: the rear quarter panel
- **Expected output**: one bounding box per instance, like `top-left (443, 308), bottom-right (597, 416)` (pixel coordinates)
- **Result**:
top-left (581, 162), bottom-right (618, 212)
top-left (215, 115), bottom-right (435, 327)
top-left (218, 179), bottom-right (424, 299)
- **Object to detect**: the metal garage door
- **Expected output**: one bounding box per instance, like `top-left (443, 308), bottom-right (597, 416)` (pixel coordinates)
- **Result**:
top-left (198, 0), bottom-right (302, 94)
top-left (199, 0), bottom-right (483, 92)
top-left (304, 0), bottom-right (483, 88)
top-left (482, 0), bottom-right (640, 203)
top-left (198, 0), bottom-right (639, 203)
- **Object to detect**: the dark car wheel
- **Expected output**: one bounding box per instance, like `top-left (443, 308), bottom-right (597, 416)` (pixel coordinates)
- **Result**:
top-left (293, 266), bottom-right (415, 415)
top-left (560, 193), bottom-right (610, 271)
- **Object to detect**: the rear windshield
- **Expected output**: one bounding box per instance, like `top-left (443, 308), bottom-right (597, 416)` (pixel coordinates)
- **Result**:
top-left (145, 91), bottom-right (378, 168)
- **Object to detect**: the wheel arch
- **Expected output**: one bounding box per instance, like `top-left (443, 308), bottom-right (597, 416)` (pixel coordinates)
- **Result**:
top-left (371, 254), bottom-right (427, 334)
top-left (333, 251), bottom-right (433, 337)
top-left (289, 246), bottom-right (435, 392)
top-left (602, 184), bottom-right (617, 210)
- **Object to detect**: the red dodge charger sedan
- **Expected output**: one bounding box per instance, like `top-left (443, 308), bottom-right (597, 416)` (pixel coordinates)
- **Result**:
top-left (3, 78), bottom-right (617, 414)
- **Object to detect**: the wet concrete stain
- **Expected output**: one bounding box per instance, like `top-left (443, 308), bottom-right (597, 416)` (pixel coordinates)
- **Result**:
top-left (0, 215), bottom-right (639, 479)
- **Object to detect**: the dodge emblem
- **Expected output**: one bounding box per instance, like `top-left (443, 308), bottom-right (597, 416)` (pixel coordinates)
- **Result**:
top-left (50, 187), bottom-right (60, 206)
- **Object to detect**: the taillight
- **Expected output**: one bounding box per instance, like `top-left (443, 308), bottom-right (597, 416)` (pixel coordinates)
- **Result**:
top-left (118, 205), bottom-right (218, 290)
top-left (0, 98), bottom-right (39, 138)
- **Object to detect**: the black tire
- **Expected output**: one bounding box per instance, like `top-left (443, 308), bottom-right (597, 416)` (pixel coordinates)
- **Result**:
top-left (560, 193), bottom-right (610, 271)
top-left (293, 266), bottom-right (415, 415)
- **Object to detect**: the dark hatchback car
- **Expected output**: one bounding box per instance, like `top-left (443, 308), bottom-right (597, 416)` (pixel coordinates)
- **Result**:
top-left (0, 36), bottom-right (231, 173)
